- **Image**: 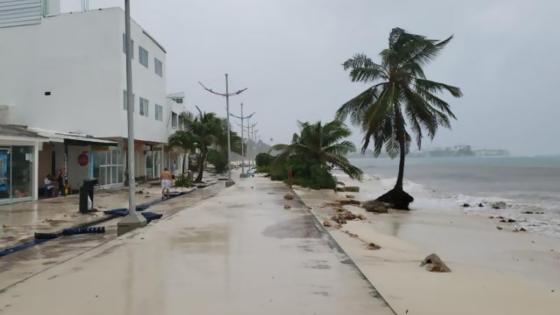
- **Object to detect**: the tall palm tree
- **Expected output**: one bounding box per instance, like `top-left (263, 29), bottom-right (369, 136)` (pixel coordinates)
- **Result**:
top-left (272, 120), bottom-right (363, 180)
top-left (337, 28), bottom-right (463, 209)
top-left (180, 107), bottom-right (224, 182)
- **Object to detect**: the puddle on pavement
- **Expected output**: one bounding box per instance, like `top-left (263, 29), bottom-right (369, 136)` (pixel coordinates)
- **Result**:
top-left (262, 215), bottom-right (322, 239)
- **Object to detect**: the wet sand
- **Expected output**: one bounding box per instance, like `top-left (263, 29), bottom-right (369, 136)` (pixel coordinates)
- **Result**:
top-left (0, 176), bottom-right (394, 315)
top-left (295, 177), bottom-right (560, 315)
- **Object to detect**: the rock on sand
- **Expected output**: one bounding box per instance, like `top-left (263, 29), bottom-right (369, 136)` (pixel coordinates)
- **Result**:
top-left (420, 253), bottom-right (451, 272)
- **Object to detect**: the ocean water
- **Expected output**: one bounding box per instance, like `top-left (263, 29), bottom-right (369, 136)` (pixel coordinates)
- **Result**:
top-left (349, 156), bottom-right (560, 238)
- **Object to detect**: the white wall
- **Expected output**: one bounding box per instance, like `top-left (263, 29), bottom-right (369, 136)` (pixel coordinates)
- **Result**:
top-left (0, 7), bottom-right (170, 144)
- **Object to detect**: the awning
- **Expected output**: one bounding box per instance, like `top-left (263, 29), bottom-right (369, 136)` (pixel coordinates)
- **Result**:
top-left (0, 124), bottom-right (49, 142)
top-left (28, 128), bottom-right (118, 146)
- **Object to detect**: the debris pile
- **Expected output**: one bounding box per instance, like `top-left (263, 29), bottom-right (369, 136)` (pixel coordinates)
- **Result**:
top-left (420, 253), bottom-right (451, 272)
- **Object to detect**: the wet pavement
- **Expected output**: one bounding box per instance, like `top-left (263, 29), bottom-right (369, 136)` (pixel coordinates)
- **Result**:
top-left (0, 182), bottom-right (197, 249)
top-left (0, 176), bottom-right (393, 314)
top-left (0, 183), bottom-right (222, 293)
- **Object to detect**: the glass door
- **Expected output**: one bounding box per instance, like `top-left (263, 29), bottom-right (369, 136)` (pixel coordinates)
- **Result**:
top-left (11, 146), bottom-right (33, 199)
top-left (0, 148), bottom-right (10, 201)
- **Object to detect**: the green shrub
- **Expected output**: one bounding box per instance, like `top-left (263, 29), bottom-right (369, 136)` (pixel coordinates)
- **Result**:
top-left (175, 175), bottom-right (193, 188)
top-left (268, 156), bottom-right (336, 189)
top-left (255, 153), bottom-right (274, 173)
top-left (207, 149), bottom-right (228, 174)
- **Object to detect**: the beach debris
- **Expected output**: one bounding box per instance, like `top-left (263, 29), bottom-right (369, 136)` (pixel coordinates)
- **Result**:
top-left (496, 226), bottom-right (503, 230)
top-left (283, 202), bottom-right (291, 209)
top-left (323, 220), bottom-right (341, 229)
top-left (345, 186), bottom-right (360, 192)
top-left (513, 226), bottom-right (527, 232)
top-left (498, 218), bottom-right (516, 223)
top-left (337, 199), bottom-right (361, 206)
top-left (336, 181), bottom-right (346, 186)
top-left (522, 211), bottom-right (534, 214)
top-left (490, 201), bottom-right (507, 210)
top-left (489, 216), bottom-right (494, 219)
top-left (462, 203), bottom-right (471, 208)
top-left (336, 186), bottom-right (360, 192)
top-left (362, 200), bottom-right (389, 213)
top-left (283, 192), bottom-right (294, 200)
top-left (420, 253), bottom-right (451, 272)
top-left (478, 203), bottom-right (484, 207)
top-left (367, 242), bottom-right (381, 250)
top-left (346, 194), bottom-right (355, 199)
top-left (343, 231), bottom-right (359, 238)
top-left (136, 190), bottom-right (144, 194)
top-left (331, 209), bottom-right (361, 224)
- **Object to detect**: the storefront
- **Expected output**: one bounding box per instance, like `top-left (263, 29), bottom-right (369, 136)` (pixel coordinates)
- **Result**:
top-left (0, 125), bottom-right (47, 204)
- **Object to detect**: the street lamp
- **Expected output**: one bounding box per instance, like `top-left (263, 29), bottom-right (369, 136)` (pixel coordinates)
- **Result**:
top-left (118, 0), bottom-right (146, 234)
top-left (199, 75), bottom-right (247, 187)
top-left (230, 103), bottom-right (254, 177)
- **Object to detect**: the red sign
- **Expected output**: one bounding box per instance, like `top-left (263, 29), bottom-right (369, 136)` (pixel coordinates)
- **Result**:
top-left (78, 152), bottom-right (89, 166)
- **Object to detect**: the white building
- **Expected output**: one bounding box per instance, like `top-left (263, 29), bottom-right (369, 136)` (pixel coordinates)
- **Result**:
top-left (0, 1), bottom-right (188, 203)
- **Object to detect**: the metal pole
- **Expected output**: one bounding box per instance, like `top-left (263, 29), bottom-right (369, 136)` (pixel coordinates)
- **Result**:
top-left (119, 0), bottom-right (146, 232)
top-left (225, 74), bottom-right (231, 180)
top-left (240, 103), bottom-right (245, 176)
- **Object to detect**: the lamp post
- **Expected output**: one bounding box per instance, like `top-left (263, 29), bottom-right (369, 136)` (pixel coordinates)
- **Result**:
top-left (118, 0), bottom-right (146, 234)
top-left (199, 75), bottom-right (247, 187)
top-left (230, 103), bottom-right (254, 177)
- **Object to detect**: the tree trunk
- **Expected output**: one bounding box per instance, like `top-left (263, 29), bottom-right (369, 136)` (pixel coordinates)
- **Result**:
top-left (182, 152), bottom-right (187, 176)
top-left (376, 107), bottom-right (414, 210)
top-left (195, 152), bottom-right (206, 183)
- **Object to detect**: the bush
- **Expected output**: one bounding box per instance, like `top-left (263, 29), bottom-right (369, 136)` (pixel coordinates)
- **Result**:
top-left (175, 175), bottom-right (193, 188)
top-left (255, 153), bottom-right (274, 173)
top-left (268, 156), bottom-right (336, 190)
top-left (207, 149), bottom-right (228, 174)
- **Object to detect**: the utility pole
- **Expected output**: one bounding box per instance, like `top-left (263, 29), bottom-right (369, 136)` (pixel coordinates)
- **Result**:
top-left (230, 103), bottom-right (254, 177)
top-left (199, 75), bottom-right (247, 187)
top-left (118, 0), bottom-right (146, 235)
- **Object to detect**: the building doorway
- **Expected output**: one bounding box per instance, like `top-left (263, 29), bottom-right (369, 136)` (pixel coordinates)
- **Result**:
top-left (0, 146), bottom-right (34, 203)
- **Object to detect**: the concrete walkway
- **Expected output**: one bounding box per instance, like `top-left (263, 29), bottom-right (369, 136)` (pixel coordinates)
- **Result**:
top-left (0, 176), bottom-right (393, 315)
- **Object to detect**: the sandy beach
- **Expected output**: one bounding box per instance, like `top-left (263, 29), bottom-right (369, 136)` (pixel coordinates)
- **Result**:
top-left (294, 175), bottom-right (560, 315)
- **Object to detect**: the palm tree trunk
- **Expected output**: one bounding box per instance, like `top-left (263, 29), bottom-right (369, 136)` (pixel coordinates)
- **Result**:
top-left (394, 131), bottom-right (406, 190)
top-left (376, 107), bottom-right (414, 210)
top-left (182, 152), bottom-right (187, 176)
top-left (195, 152), bottom-right (206, 183)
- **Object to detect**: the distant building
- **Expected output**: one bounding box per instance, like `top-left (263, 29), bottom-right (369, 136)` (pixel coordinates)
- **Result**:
top-left (0, 1), bottom-right (188, 203)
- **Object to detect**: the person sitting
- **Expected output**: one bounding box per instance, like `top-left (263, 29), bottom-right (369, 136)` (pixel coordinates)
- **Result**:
top-left (43, 175), bottom-right (57, 197)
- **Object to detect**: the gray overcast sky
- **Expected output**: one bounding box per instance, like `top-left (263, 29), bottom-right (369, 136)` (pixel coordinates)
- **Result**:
top-left (63, 0), bottom-right (560, 156)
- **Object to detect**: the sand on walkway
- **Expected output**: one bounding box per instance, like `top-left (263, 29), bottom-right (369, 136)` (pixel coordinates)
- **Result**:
top-left (295, 178), bottom-right (560, 315)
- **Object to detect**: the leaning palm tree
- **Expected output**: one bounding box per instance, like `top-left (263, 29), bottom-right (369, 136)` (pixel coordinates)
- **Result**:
top-left (272, 120), bottom-right (363, 180)
top-left (337, 28), bottom-right (462, 209)
top-left (180, 107), bottom-right (224, 182)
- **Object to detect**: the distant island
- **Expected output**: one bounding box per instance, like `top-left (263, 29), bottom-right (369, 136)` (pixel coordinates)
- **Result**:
top-left (349, 145), bottom-right (510, 158)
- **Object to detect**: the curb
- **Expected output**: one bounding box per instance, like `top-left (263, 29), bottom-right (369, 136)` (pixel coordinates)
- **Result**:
top-left (289, 186), bottom-right (398, 315)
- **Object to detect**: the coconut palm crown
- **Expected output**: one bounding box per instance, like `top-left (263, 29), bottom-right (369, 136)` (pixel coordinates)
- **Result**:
top-left (337, 28), bottom-right (463, 209)
top-left (272, 120), bottom-right (363, 180)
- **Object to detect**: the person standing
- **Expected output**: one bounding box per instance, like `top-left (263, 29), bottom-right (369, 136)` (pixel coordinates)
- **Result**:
top-left (160, 168), bottom-right (173, 200)
top-left (56, 169), bottom-right (65, 196)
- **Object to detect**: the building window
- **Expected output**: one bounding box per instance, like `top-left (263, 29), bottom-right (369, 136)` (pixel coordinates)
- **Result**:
top-left (123, 90), bottom-right (135, 111)
top-left (155, 104), bottom-right (163, 121)
top-left (139, 46), bottom-right (149, 68)
top-left (122, 34), bottom-right (134, 59)
top-left (139, 97), bottom-right (149, 117)
top-left (154, 58), bottom-right (163, 77)
top-left (171, 112), bottom-right (178, 129)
